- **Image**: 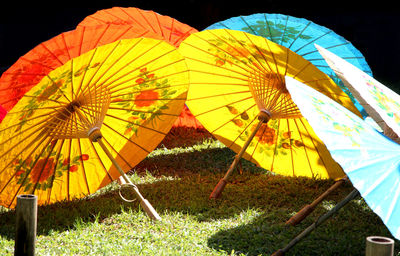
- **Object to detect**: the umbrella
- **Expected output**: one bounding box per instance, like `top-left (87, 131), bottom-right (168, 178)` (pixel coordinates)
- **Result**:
top-left (77, 6), bottom-right (198, 48)
top-left (178, 29), bottom-right (362, 198)
top-left (273, 76), bottom-right (400, 254)
top-left (204, 13), bottom-right (373, 117)
top-left (0, 24), bottom-right (162, 111)
top-left (77, 6), bottom-right (202, 129)
top-left (316, 44), bottom-right (400, 143)
top-left (0, 38), bottom-right (189, 221)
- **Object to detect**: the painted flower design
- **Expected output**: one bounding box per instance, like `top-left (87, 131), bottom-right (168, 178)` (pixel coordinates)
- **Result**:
top-left (253, 123), bottom-right (276, 145)
top-left (112, 66), bottom-right (179, 136)
top-left (134, 90), bottom-right (160, 107)
top-left (14, 141), bottom-right (91, 192)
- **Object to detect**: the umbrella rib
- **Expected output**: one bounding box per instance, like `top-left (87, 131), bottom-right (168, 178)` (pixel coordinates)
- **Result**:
top-left (239, 16), bottom-right (258, 35)
top-left (293, 30), bottom-right (332, 54)
top-left (153, 10), bottom-right (165, 39)
top-left (5, 135), bottom-right (51, 208)
top-left (287, 21), bottom-right (312, 50)
top-left (279, 15), bottom-right (290, 46)
top-left (137, 8), bottom-right (158, 34)
top-left (77, 40), bottom-right (123, 98)
top-left (100, 134), bottom-right (134, 172)
top-left (298, 118), bottom-right (329, 170)
top-left (107, 107), bottom-right (180, 117)
top-left (89, 140), bottom-right (114, 183)
top-left (104, 114), bottom-right (167, 138)
top-left (293, 119), bottom-right (314, 177)
top-left (187, 90), bottom-right (250, 101)
top-left (286, 119), bottom-right (295, 176)
top-left (181, 34), bottom-right (256, 75)
top-left (269, 119), bottom-right (281, 173)
top-left (195, 96), bottom-right (254, 117)
top-left (208, 29), bottom-right (270, 74)
top-left (107, 63), bottom-right (189, 94)
top-left (183, 56), bottom-right (250, 80)
top-left (263, 13), bottom-right (273, 40)
top-left (300, 42), bottom-right (350, 57)
top-left (46, 139), bottom-right (66, 204)
top-left (103, 49), bottom-right (187, 91)
top-left (0, 131), bottom-right (49, 194)
top-left (227, 29), bottom-right (273, 73)
top-left (384, 181), bottom-right (400, 223)
top-left (212, 103), bottom-right (258, 137)
top-left (39, 42), bottom-right (65, 66)
top-left (110, 82), bottom-right (188, 98)
top-left (118, 7), bottom-right (147, 30)
top-left (227, 111), bottom-right (258, 148)
top-left (78, 138), bottom-right (91, 195)
top-left (82, 38), bottom-right (147, 92)
top-left (31, 137), bottom-right (58, 196)
top-left (66, 139), bottom-right (72, 201)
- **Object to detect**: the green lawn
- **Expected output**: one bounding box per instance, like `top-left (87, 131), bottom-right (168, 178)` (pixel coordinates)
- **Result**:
top-left (0, 128), bottom-right (398, 255)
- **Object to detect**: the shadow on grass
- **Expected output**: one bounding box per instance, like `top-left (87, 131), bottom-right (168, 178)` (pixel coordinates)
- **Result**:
top-left (0, 145), bottom-right (346, 240)
top-left (207, 194), bottom-right (399, 256)
top-left (1, 136), bottom-right (397, 256)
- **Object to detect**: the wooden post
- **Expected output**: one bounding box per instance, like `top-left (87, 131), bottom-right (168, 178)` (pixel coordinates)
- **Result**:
top-left (14, 194), bottom-right (37, 256)
top-left (366, 236), bottom-right (394, 256)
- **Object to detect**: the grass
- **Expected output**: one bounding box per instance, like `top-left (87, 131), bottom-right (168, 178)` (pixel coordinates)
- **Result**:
top-left (0, 127), bottom-right (399, 255)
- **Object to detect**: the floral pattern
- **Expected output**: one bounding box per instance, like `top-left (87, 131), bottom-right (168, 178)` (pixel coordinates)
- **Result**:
top-left (363, 75), bottom-right (400, 125)
top-left (14, 140), bottom-right (90, 192)
top-left (227, 105), bottom-right (305, 157)
top-left (309, 95), bottom-right (365, 147)
top-left (111, 67), bottom-right (178, 136)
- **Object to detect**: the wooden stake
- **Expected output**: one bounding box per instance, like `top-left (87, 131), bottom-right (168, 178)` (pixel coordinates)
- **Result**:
top-left (209, 111), bottom-right (270, 199)
top-left (366, 236), bottom-right (394, 256)
top-left (14, 194), bottom-right (37, 256)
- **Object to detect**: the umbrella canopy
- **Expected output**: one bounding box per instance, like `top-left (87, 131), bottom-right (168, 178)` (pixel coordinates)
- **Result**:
top-left (316, 44), bottom-right (400, 143)
top-left (77, 6), bottom-right (202, 129)
top-left (205, 13), bottom-right (373, 117)
top-left (0, 24), bottom-right (162, 112)
top-left (178, 29), bottom-right (362, 194)
top-left (0, 38), bottom-right (189, 209)
top-left (286, 76), bottom-right (400, 240)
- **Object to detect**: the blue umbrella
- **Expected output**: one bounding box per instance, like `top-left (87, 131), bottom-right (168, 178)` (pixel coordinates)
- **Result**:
top-left (205, 13), bottom-right (373, 117)
top-left (286, 76), bottom-right (400, 241)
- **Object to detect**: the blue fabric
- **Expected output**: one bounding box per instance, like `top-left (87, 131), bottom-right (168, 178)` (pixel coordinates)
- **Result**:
top-left (286, 76), bottom-right (400, 241)
top-left (205, 13), bottom-right (373, 117)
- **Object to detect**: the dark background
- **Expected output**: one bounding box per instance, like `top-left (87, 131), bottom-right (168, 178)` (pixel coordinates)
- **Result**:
top-left (1, 1), bottom-right (399, 91)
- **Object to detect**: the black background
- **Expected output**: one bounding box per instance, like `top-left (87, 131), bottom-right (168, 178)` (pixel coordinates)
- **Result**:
top-left (1, 1), bottom-right (399, 91)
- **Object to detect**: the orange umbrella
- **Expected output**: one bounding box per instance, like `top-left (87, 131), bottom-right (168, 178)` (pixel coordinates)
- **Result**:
top-left (77, 6), bottom-right (203, 129)
top-left (0, 24), bottom-right (161, 111)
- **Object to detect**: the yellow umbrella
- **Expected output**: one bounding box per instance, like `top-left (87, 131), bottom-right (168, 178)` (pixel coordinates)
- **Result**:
top-left (178, 29), bottom-right (361, 198)
top-left (0, 38), bottom-right (189, 220)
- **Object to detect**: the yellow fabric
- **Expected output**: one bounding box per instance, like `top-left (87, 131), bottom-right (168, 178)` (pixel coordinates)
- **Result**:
top-left (0, 38), bottom-right (189, 208)
top-left (179, 29), bottom-right (361, 180)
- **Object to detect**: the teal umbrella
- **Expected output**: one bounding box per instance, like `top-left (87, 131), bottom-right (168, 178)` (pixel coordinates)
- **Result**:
top-left (205, 13), bottom-right (372, 117)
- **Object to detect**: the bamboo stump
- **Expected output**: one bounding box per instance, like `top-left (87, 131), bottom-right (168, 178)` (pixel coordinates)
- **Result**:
top-left (365, 236), bottom-right (394, 256)
top-left (14, 194), bottom-right (37, 256)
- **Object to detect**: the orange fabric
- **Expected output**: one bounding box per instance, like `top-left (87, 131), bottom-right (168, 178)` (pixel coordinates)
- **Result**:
top-left (0, 25), bottom-right (160, 111)
top-left (77, 7), bottom-right (198, 48)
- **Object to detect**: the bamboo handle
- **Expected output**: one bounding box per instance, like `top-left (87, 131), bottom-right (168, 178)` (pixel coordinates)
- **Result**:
top-left (209, 179), bottom-right (228, 199)
top-left (91, 130), bottom-right (161, 221)
top-left (286, 178), bottom-right (347, 226)
top-left (209, 113), bottom-right (269, 200)
top-left (285, 205), bottom-right (314, 226)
